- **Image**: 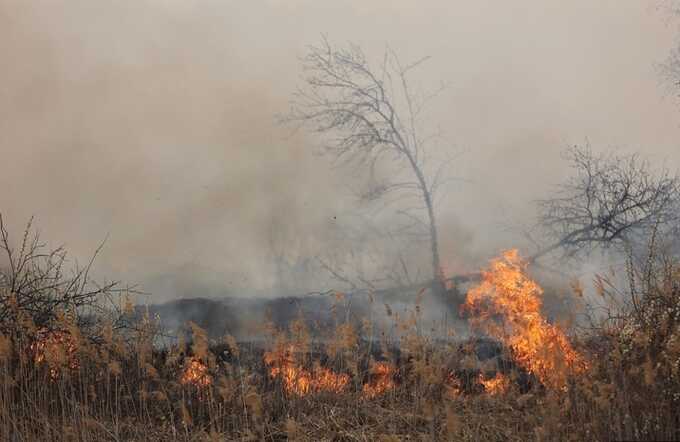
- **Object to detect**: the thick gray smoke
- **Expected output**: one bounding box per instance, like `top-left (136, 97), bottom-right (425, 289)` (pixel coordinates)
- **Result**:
top-left (1, 0), bottom-right (679, 303)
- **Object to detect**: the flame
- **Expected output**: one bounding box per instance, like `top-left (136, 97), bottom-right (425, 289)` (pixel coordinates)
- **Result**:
top-left (30, 328), bottom-right (79, 380)
top-left (464, 249), bottom-right (587, 390)
top-left (479, 372), bottom-right (510, 395)
top-left (264, 345), bottom-right (349, 396)
top-left (180, 357), bottom-right (212, 388)
top-left (362, 362), bottom-right (395, 398)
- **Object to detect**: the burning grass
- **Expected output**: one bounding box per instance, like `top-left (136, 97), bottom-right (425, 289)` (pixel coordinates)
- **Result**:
top-left (464, 249), bottom-right (588, 390)
top-left (30, 327), bottom-right (80, 380)
top-left (478, 372), bottom-right (510, 395)
top-left (0, 249), bottom-right (679, 441)
top-left (264, 344), bottom-right (351, 395)
top-left (362, 361), bottom-right (396, 398)
top-left (180, 357), bottom-right (213, 388)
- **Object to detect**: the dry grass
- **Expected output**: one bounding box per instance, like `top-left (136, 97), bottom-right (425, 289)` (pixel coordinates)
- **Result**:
top-left (0, 245), bottom-right (679, 441)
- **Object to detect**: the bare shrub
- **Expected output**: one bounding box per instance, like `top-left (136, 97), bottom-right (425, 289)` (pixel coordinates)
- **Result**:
top-left (0, 213), bottom-right (134, 337)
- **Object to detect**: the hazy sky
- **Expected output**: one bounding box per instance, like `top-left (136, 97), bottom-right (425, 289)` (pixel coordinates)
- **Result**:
top-left (1, 1), bottom-right (679, 300)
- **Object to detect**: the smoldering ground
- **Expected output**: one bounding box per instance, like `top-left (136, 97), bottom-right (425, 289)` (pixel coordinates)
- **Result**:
top-left (1, 0), bottom-right (680, 327)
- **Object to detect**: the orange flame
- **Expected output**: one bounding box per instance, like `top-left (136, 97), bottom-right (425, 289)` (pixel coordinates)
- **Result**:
top-left (180, 357), bottom-right (212, 388)
top-left (464, 250), bottom-right (587, 390)
top-left (362, 361), bottom-right (395, 398)
top-left (479, 372), bottom-right (510, 395)
top-left (30, 328), bottom-right (79, 380)
top-left (264, 345), bottom-right (349, 396)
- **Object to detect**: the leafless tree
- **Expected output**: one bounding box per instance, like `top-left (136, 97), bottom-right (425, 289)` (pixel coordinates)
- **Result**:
top-left (283, 37), bottom-right (455, 296)
top-left (0, 213), bottom-right (137, 336)
top-left (532, 145), bottom-right (680, 262)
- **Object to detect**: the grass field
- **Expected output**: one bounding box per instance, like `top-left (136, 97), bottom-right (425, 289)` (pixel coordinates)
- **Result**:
top-left (1, 248), bottom-right (679, 441)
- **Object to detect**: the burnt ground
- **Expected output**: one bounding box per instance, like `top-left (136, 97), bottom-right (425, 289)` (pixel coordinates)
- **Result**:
top-left (137, 282), bottom-right (473, 343)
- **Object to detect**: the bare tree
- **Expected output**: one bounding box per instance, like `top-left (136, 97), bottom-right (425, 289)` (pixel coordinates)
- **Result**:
top-left (283, 37), bottom-right (454, 296)
top-left (532, 145), bottom-right (680, 262)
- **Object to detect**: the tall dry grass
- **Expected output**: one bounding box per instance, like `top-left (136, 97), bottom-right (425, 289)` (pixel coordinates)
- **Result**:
top-left (0, 234), bottom-right (679, 440)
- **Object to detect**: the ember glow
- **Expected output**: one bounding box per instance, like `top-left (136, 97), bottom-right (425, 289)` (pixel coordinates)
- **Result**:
top-left (464, 249), bottom-right (588, 389)
top-left (30, 328), bottom-right (79, 380)
top-left (180, 358), bottom-right (212, 388)
top-left (362, 361), bottom-right (395, 398)
top-left (263, 345), bottom-right (350, 396)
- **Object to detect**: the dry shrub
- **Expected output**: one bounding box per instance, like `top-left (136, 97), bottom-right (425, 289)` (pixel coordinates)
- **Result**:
top-left (551, 239), bottom-right (680, 441)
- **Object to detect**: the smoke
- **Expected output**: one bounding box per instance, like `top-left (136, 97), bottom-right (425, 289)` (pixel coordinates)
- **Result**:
top-left (1, 0), bottom-right (679, 301)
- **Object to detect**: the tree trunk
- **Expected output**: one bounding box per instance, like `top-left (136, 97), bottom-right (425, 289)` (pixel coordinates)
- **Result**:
top-left (426, 194), bottom-right (448, 303)
top-left (408, 157), bottom-right (446, 300)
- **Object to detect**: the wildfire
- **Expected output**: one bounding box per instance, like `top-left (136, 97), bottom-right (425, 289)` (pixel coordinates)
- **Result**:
top-left (479, 372), bottom-right (510, 395)
top-left (362, 361), bottom-right (395, 398)
top-left (180, 357), bottom-right (212, 388)
top-left (30, 328), bottom-right (79, 380)
top-left (264, 345), bottom-right (349, 396)
top-left (464, 249), bottom-right (588, 390)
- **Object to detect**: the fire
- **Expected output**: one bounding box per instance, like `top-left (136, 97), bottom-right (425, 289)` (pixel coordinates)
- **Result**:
top-left (464, 249), bottom-right (587, 390)
top-left (479, 372), bottom-right (510, 395)
top-left (180, 357), bottom-right (212, 388)
top-left (264, 346), bottom-right (395, 397)
top-left (264, 345), bottom-right (349, 396)
top-left (30, 328), bottom-right (79, 380)
top-left (362, 361), bottom-right (395, 398)
top-left (312, 365), bottom-right (351, 393)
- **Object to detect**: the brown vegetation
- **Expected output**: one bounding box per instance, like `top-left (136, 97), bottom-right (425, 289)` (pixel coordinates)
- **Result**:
top-left (0, 221), bottom-right (679, 440)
